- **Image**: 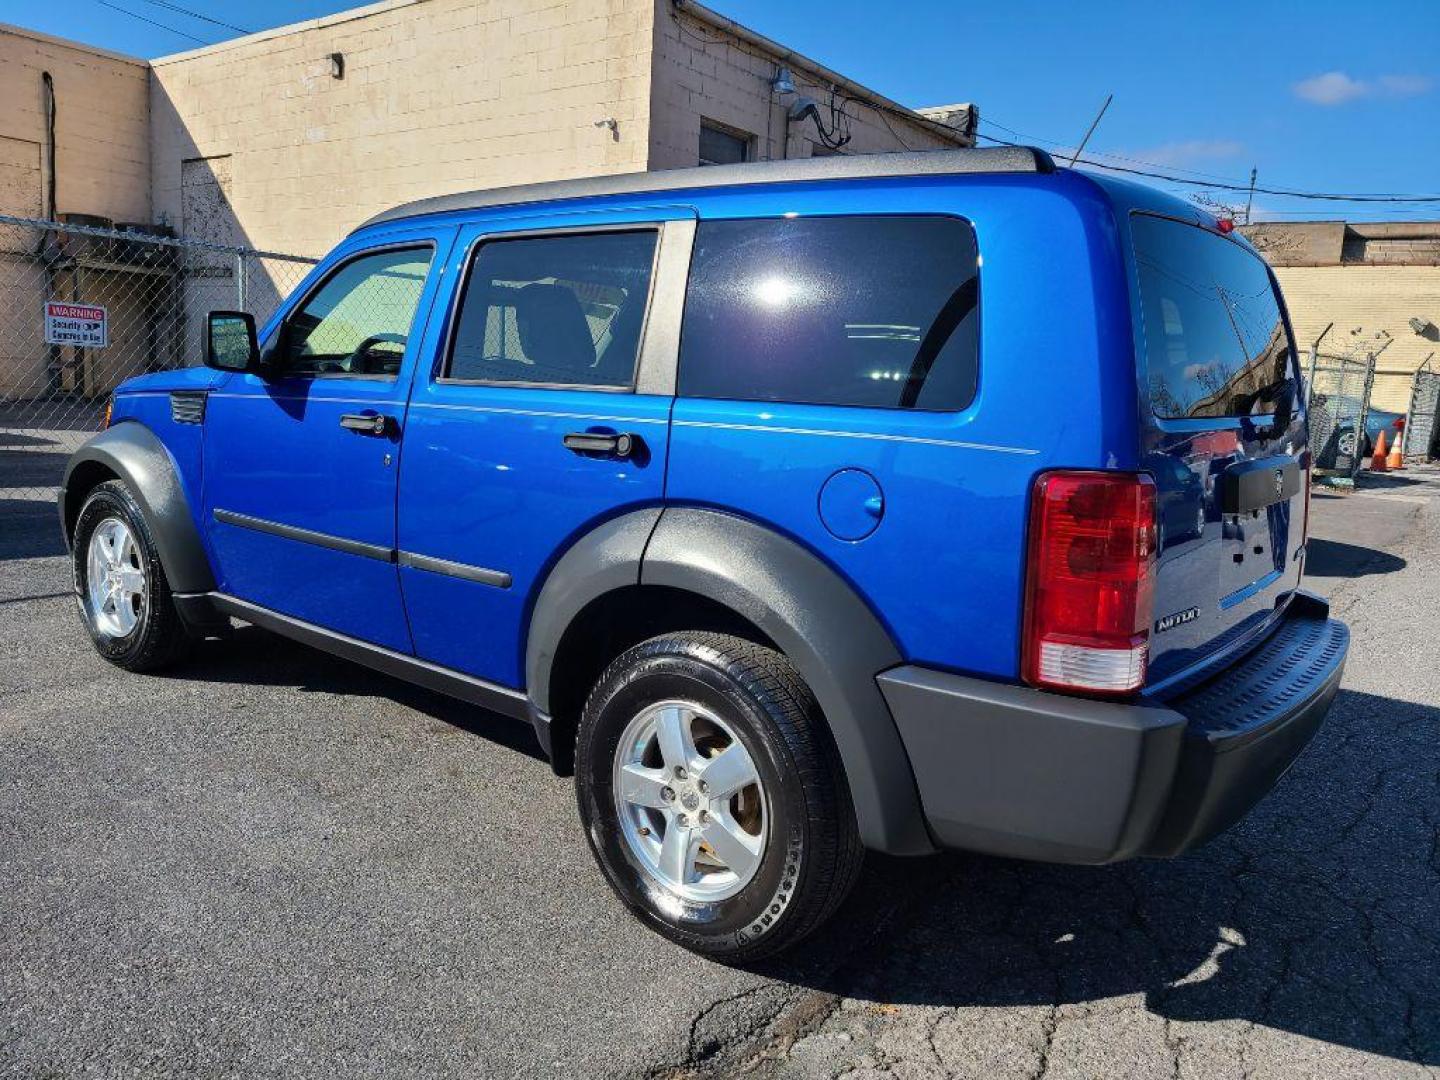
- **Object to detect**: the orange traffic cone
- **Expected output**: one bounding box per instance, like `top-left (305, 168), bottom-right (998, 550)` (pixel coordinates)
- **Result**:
top-left (1370, 429), bottom-right (1389, 473)
top-left (1387, 432), bottom-right (1405, 470)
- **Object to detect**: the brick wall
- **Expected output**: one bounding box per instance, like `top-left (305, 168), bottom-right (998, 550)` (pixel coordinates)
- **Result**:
top-left (0, 24), bottom-right (150, 222)
top-left (1276, 264), bottom-right (1440, 413)
top-left (149, 0), bottom-right (658, 258)
top-left (648, 3), bottom-right (957, 170)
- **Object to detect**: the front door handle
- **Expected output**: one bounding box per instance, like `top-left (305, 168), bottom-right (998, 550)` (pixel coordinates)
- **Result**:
top-left (563, 431), bottom-right (639, 458)
top-left (340, 412), bottom-right (394, 436)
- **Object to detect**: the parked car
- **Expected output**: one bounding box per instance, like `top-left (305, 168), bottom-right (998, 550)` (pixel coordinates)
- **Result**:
top-left (60, 147), bottom-right (1348, 961)
top-left (1310, 392), bottom-right (1405, 470)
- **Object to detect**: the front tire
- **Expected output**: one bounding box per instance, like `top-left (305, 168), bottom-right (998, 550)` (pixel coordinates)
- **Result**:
top-left (72, 479), bottom-right (192, 672)
top-left (575, 632), bottom-right (862, 962)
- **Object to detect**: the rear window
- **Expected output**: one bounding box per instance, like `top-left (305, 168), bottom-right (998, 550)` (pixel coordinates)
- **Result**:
top-left (678, 216), bottom-right (979, 411)
top-left (1133, 214), bottom-right (1295, 420)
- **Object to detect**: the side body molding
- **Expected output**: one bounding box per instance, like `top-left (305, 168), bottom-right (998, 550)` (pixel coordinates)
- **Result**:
top-left (640, 509), bottom-right (934, 856)
top-left (59, 422), bottom-right (216, 594)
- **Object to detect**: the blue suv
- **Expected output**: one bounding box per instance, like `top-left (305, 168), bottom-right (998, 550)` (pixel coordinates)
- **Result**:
top-left (61, 147), bottom-right (1348, 960)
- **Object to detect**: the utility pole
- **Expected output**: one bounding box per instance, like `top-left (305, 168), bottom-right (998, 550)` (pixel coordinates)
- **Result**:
top-left (1244, 167), bottom-right (1257, 225)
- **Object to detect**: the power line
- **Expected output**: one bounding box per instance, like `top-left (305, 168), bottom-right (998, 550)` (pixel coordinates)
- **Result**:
top-left (973, 132), bottom-right (1440, 203)
top-left (978, 118), bottom-right (1254, 186)
top-left (139, 0), bottom-right (252, 34)
top-left (96, 0), bottom-right (211, 44)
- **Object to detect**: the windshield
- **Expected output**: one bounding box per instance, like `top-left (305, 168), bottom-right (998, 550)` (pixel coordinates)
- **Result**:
top-left (1133, 213), bottom-right (1295, 420)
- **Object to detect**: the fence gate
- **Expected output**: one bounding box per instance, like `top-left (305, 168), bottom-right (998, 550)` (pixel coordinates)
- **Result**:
top-left (1305, 351), bottom-right (1375, 477)
top-left (1405, 361), bottom-right (1440, 463)
top-left (0, 213), bottom-right (316, 502)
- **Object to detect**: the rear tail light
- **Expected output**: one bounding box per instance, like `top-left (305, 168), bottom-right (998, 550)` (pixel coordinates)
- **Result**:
top-left (1022, 471), bottom-right (1157, 696)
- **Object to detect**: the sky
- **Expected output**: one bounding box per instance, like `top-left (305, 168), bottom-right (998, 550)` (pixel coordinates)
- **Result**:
top-left (5, 0), bottom-right (1438, 222)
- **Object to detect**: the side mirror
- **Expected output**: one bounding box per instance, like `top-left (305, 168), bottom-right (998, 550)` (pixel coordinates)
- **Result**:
top-left (205, 311), bottom-right (260, 373)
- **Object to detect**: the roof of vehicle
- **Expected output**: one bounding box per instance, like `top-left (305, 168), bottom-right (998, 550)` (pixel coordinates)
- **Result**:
top-left (359, 145), bottom-right (1057, 230)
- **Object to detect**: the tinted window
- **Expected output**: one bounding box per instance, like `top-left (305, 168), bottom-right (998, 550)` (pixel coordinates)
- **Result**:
top-left (1133, 214), bottom-right (1295, 419)
top-left (446, 230), bottom-right (657, 387)
top-left (280, 247), bottom-right (431, 378)
top-left (678, 216), bottom-right (979, 411)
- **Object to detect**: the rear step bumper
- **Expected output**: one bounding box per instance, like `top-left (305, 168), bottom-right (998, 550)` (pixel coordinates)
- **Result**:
top-left (878, 592), bottom-right (1348, 864)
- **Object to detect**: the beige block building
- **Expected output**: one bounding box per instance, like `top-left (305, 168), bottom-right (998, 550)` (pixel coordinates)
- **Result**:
top-left (1244, 221), bottom-right (1440, 415)
top-left (0, 1), bottom-right (973, 400)
top-left (3, 0), bottom-right (974, 257)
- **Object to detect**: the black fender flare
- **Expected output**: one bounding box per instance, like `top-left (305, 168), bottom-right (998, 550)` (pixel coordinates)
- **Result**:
top-left (525, 506), bottom-right (934, 856)
top-left (524, 507), bottom-right (663, 742)
top-left (60, 422), bottom-right (216, 594)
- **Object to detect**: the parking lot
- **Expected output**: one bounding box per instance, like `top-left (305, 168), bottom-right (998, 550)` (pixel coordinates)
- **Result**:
top-left (2, 444), bottom-right (1438, 1079)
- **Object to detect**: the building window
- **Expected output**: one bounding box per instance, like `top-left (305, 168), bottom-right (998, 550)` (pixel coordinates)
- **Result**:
top-left (699, 122), bottom-right (752, 166)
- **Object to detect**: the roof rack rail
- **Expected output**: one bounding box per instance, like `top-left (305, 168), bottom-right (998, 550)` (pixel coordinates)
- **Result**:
top-left (360, 146), bottom-right (1056, 230)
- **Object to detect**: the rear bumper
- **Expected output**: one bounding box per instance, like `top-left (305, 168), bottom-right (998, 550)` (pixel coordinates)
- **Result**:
top-left (880, 591), bottom-right (1347, 863)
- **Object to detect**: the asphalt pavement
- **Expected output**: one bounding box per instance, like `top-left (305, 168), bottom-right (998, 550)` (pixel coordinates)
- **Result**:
top-left (2, 449), bottom-right (1438, 1079)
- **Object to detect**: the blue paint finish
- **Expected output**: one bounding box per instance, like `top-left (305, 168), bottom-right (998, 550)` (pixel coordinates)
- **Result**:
top-left (394, 206), bottom-right (689, 687)
top-left (94, 158), bottom-right (1314, 701)
top-left (110, 383), bottom-right (211, 549)
top-left (199, 221), bottom-right (459, 652)
top-left (397, 389), bottom-right (672, 685)
top-left (818, 469), bottom-right (884, 541)
top-left (666, 174), bottom-right (1129, 680)
top-left (1219, 568), bottom-right (1285, 611)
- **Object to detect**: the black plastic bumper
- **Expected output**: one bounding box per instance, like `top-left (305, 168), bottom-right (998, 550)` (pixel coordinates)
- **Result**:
top-left (879, 592), bottom-right (1348, 864)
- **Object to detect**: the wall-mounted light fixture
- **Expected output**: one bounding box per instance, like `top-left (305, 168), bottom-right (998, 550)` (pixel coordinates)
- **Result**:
top-left (594, 117), bottom-right (619, 141)
top-left (1409, 316), bottom-right (1435, 335)
top-left (771, 67), bottom-right (795, 96)
top-left (328, 52), bottom-right (345, 79)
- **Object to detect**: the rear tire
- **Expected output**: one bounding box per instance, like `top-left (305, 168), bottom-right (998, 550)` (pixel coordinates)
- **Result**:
top-left (575, 632), bottom-right (863, 963)
top-left (72, 479), bottom-right (192, 672)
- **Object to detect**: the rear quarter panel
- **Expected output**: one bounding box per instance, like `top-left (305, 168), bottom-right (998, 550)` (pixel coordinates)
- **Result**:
top-left (666, 172), bottom-right (1136, 680)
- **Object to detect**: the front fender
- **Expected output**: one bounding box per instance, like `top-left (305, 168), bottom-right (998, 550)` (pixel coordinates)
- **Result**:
top-left (640, 508), bottom-right (933, 856)
top-left (60, 422), bottom-right (216, 594)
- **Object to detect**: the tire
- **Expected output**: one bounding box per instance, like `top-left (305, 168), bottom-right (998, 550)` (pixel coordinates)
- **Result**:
top-left (72, 479), bottom-right (192, 672)
top-left (575, 632), bottom-right (863, 963)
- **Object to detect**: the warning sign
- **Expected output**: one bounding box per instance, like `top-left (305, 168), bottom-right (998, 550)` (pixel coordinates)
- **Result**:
top-left (44, 301), bottom-right (108, 348)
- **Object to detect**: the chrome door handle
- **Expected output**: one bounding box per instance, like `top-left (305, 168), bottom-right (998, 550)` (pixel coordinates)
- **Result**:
top-left (340, 412), bottom-right (393, 436)
top-left (563, 431), bottom-right (638, 458)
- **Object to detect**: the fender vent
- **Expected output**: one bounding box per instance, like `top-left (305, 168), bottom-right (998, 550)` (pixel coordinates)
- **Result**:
top-left (170, 391), bottom-right (207, 425)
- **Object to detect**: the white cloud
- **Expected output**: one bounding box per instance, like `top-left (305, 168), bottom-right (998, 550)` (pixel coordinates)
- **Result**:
top-left (1378, 74), bottom-right (1434, 96)
top-left (1120, 139), bottom-right (1245, 167)
top-left (1293, 71), bottom-right (1433, 105)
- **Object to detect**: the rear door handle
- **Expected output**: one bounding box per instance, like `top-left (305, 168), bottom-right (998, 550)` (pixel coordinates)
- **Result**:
top-left (563, 431), bottom-right (639, 458)
top-left (340, 412), bottom-right (394, 436)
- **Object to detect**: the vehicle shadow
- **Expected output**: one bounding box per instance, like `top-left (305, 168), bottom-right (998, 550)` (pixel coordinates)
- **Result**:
top-left (1304, 537), bottom-right (1407, 578)
top-left (768, 686), bottom-right (1438, 1066)
top-left (171, 626), bottom-right (548, 763)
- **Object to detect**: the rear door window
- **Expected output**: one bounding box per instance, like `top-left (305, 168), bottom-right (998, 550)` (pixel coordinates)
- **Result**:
top-left (445, 229), bottom-right (658, 388)
top-left (677, 215), bottom-right (979, 411)
top-left (1133, 214), bottom-right (1296, 419)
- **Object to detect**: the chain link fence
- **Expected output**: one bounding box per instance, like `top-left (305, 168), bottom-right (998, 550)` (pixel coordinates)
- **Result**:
top-left (1403, 358), bottom-right (1440, 464)
top-left (1304, 350), bottom-right (1374, 477)
top-left (1, 213), bottom-right (315, 502)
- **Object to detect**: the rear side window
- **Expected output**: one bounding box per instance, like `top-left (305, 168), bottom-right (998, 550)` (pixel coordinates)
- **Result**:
top-left (446, 230), bottom-right (658, 388)
top-left (1133, 214), bottom-right (1296, 419)
top-left (678, 216), bottom-right (979, 411)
